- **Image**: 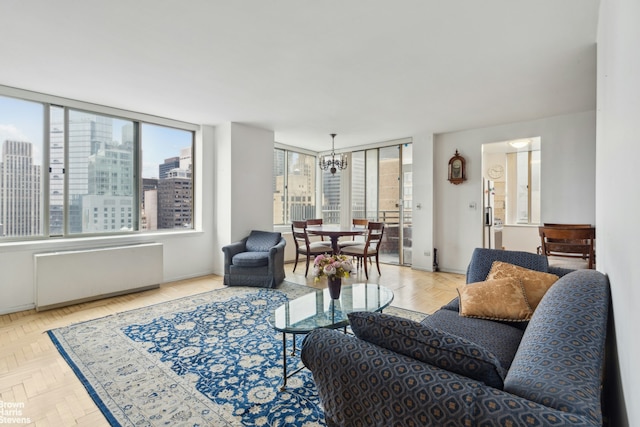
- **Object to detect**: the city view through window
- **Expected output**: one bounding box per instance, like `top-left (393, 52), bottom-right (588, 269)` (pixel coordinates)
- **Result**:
top-left (0, 95), bottom-right (194, 239)
top-left (274, 144), bottom-right (413, 265)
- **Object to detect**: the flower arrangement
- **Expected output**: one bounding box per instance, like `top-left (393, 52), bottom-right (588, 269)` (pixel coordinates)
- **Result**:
top-left (312, 253), bottom-right (353, 281)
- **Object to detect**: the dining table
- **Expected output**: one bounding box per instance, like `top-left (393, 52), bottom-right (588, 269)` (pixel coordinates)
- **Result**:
top-left (306, 225), bottom-right (366, 254)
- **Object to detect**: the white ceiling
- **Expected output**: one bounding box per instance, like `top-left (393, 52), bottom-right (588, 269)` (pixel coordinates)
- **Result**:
top-left (0, 0), bottom-right (599, 151)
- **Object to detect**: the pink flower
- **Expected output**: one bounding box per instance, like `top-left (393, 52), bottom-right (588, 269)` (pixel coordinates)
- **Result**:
top-left (313, 253), bottom-right (352, 281)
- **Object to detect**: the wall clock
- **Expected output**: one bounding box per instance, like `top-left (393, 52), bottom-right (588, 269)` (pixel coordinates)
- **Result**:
top-left (487, 164), bottom-right (504, 179)
top-left (448, 150), bottom-right (466, 185)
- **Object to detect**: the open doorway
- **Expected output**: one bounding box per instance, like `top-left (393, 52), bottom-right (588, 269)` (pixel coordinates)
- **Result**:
top-left (482, 137), bottom-right (541, 252)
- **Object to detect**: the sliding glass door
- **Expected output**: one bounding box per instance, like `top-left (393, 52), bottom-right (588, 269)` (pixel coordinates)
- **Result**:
top-left (351, 143), bottom-right (412, 265)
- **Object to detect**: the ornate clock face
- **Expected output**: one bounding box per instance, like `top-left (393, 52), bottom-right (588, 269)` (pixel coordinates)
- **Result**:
top-left (488, 164), bottom-right (504, 179)
top-left (452, 160), bottom-right (462, 178)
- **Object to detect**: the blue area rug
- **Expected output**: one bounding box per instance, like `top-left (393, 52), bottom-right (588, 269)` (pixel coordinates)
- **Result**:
top-left (48, 282), bottom-right (425, 426)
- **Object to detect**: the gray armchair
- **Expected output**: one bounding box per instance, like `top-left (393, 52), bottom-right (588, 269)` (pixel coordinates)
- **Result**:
top-left (221, 230), bottom-right (286, 288)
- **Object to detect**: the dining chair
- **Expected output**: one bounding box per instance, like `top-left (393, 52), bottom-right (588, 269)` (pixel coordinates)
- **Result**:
top-left (539, 225), bottom-right (596, 269)
top-left (536, 223), bottom-right (593, 255)
top-left (338, 218), bottom-right (369, 251)
top-left (291, 221), bottom-right (331, 277)
top-left (305, 218), bottom-right (326, 242)
top-left (340, 221), bottom-right (385, 280)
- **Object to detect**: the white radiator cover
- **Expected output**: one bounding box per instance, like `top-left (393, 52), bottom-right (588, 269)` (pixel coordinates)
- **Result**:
top-left (34, 243), bottom-right (163, 310)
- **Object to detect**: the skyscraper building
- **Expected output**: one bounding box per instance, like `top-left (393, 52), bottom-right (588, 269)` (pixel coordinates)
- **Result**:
top-left (67, 112), bottom-right (114, 233)
top-left (49, 112), bottom-right (65, 235)
top-left (141, 178), bottom-right (159, 231)
top-left (159, 156), bottom-right (180, 179)
top-left (158, 168), bottom-right (192, 229)
top-left (0, 140), bottom-right (41, 237)
top-left (83, 142), bottom-right (135, 232)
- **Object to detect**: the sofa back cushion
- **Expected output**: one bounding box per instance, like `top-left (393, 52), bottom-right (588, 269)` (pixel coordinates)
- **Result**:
top-left (466, 248), bottom-right (549, 283)
top-left (348, 311), bottom-right (508, 389)
top-left (503, 270), bottom-right (609, 425)
top-left (245, 230), bottom-right (282, 252)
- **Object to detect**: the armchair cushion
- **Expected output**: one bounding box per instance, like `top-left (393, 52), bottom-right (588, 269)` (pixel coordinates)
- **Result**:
top-left (245, 230), bottom-right (282, 252)
top-left (348, 311), bottom-right (507, 388)
top-left (232, 251), bottom-right (269, 267)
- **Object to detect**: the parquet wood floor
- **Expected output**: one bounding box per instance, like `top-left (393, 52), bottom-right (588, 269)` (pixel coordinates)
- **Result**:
top-left (0, 263), bottom-right (463, 426)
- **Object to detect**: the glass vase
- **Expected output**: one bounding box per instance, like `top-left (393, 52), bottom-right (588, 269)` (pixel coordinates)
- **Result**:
top-left (327, 276), bottom-right (342, 299)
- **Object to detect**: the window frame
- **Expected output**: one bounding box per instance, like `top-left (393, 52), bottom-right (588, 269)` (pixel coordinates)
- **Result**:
top-left (273, 143), bottom-right (318, 226)
top-left (0, 85), bottom-right (199, 242)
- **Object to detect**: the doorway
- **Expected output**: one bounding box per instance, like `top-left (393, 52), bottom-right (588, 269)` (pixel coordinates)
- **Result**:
top-left (351, 143), bottom-right (413, 265)
top-left (481, 137), bottom-right (541, 252)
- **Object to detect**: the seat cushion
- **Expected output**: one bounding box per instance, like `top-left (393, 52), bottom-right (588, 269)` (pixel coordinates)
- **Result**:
top-left (348, 311), bottom-right (508, 388)
top-left (421, 308), bottom-right (525, 371)
top-left (232, 251), bottom-right (269, 267)
top-left (340, 244), bottom-right (377, 256)
top-left (245, 230), bottom-right (282, 252)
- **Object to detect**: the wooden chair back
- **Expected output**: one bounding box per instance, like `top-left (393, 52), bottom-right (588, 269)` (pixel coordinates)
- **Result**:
top-left (305, 218), bottom-right (325, 241)
top-left (539, 226), bottom-right (596, 269)
top-left (543, 223), bottom-right (592, 228)
top-left (353, 218), bottom-right (369, 228)
top-left (365, 221), bottom-right (385, 251)
top-left (291, 220), bottom-right (310, 250)
top-left (350, 218), bottom-right (369, 242)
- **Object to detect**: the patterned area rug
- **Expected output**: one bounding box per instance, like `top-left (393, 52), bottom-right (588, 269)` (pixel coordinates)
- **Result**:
top-left (48, 282), bottom-right (426, 426)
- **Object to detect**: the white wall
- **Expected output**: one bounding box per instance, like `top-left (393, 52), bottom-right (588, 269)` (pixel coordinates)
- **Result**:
top-left (501, 225), bottom-right (539, 252)
top-left (410, 132), bottom-right (435, 271)
top-left (432, 110), bottom-right (596, 273)
top-left (597, 0), bottom-right (639, 424)
top-left (212, 122), bottom-right (275, 275)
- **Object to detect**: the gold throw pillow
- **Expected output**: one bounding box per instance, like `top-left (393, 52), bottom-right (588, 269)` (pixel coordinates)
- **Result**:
top-left (486, 261), bottom-right (559, 310)
top-left (458, 278), bottom-right (532, 322)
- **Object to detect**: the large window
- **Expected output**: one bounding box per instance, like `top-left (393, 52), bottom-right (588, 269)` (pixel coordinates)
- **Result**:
top-left (273, 148), bottom-right (317, 225)
top-left (0, 92), bottom-right (195, 240)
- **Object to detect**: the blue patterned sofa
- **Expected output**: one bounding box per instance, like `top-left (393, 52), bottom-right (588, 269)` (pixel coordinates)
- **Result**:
top-left (301, 248), bottom-right (610, 426)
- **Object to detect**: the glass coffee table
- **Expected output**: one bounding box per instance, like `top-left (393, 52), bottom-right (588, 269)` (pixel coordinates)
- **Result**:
top-left (268, 283), bottom-right (394, 390)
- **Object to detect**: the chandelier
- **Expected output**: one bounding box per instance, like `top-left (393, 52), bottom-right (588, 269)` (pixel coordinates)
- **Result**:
top-left (318, 133), bottom-right (348, 174)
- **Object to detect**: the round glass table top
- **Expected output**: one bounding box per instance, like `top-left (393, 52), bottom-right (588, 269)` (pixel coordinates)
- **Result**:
top-left (268, 283), bottom-right (394, 333)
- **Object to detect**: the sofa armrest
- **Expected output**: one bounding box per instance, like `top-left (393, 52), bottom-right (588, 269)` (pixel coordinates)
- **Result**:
top-left (268, 238), bottom-right (286, 271)
top-left (301, 328), bottom-right (599, 427)
top-left (221, 240), bottom-right (247, 273)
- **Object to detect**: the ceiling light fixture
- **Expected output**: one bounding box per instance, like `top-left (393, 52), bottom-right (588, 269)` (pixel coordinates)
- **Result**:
top-left (508, 139), bottom-right (530, 149)
top-left (318, 133), bottom-right (348, 174)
